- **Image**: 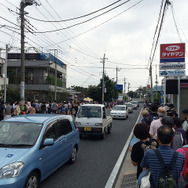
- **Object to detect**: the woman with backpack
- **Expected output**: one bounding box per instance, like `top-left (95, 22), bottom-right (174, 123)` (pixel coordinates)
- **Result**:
top-left (131, 123), bottom-right (158, 179)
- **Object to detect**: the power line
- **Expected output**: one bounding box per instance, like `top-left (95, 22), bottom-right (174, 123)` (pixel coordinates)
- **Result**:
top-left (0, 15), bottom-right (20, 28)
top-left (44, 0), bottom-right (144, 47)
top-left (147, 0), bottom-right (165, 68)
top-left (32, 0), bottom-right (131, 33)
top-left (44, 0), bottom-right (100, 59)
top-left (26, 0), bottom-right (123, 22)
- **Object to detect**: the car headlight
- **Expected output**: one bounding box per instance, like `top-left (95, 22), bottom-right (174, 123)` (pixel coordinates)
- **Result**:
top-left (75, 122), bottom-right (81, 126)
top-left (0, 162), bottom-right (24, 179)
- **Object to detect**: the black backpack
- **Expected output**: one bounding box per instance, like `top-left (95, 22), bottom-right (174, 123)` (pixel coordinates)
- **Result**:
top-left (153, 149), bottom-right (178, 188)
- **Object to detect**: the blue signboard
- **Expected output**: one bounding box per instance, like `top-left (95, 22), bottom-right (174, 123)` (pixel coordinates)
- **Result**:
top-left (116, 84), bottom-right (123, 91)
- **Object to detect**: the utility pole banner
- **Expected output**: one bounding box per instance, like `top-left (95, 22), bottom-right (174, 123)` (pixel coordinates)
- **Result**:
top-left (160, 43), bottom-right (185, 62)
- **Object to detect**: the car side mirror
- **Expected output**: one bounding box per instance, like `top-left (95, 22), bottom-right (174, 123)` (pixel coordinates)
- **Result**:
top-left (43, 138), bottom-right (54, 146)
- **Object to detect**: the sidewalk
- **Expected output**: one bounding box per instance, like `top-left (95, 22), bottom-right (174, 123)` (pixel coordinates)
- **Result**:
top-left (114, 150), bottom-right (137, 188)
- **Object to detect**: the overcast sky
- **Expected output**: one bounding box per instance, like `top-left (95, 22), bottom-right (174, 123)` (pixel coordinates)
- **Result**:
top-left (0, 0), bottom-right (187, 91)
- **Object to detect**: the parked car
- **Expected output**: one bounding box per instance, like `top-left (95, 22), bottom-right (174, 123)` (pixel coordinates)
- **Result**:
top-left (110, 105), bottom-right (129, 119)
top-left (131, 101), bottom-right (138, 110)
top-left (75, 104), bottom-right (112, 139)
top-left (125, 102), bottom-right (133, 113)
top-left (0, 114), bottom-right (80, 188)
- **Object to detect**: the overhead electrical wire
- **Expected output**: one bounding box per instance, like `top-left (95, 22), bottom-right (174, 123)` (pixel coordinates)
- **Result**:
top-left (28, 5), bottom-right (102, 67)
top-left (32, 0), bottom-right (131, 33)
top-left (44, 0), bottom-right (144, 47)
top-left (44, 0), bottom-right (100, 59)
top-left (26, 0), bottom-right (123, 22)
top-left (147, 0), bottom-right (165, 68)
top-left (148, 0), bottom-right (169, 69)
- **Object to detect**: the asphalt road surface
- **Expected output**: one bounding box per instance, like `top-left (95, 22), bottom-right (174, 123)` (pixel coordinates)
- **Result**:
top-left (39, 107), bottom-right (141, 188)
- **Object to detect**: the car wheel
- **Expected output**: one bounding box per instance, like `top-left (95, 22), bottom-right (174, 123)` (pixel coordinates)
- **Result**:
top-left (69, 147), bottom-right (77, 164)
top-left (24, 172), bottom-right (39, 188)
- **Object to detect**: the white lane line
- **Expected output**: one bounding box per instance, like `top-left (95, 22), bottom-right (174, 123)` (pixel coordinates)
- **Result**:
top-left (104, 108), bottom-right (143, 188)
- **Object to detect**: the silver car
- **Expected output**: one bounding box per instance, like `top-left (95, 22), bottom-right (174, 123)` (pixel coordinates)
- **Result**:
top-left (110, 105), bottom-right (129, 119)
top-left (125, 103), bottom-right (133, 113)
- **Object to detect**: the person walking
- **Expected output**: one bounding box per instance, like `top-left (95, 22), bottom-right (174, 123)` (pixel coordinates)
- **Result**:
top-left (131, 123), bottom-right (158, 179)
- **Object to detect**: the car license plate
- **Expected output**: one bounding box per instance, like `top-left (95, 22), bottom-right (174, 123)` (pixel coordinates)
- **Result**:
top-left (84, 127), bottom-right (92, 131)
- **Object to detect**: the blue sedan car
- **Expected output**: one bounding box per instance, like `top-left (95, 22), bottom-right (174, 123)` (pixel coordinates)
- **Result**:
top-left (0, 114), bottom-right (80, 188)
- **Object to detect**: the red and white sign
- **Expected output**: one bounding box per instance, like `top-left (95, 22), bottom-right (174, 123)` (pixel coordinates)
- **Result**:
top-left (160, 43), bottom-right (185, 62)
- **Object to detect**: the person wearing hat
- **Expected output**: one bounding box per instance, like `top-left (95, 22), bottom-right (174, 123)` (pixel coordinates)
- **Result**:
top-left (161, 116), bottom-right (183, 151)
top-left (149, 107), bottom-right (167, 139)
top-left (182, 109), bottom-right (188, 131)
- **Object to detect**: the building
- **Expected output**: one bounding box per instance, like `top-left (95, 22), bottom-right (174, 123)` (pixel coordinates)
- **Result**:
top-left (7, 53), bottom-right (67, 101)
top-left (0, 57), bottom-right (8, 93)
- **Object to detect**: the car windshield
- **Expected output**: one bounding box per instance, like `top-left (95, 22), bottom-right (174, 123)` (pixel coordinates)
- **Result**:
top-left (0, 122), bottom-right (43, 147)
top-left (113, 106), bottom-right (126, 111)
top-left (77, 106), bottom-right (101, 118)
top-left (125, 103), bottom-right (132, 107)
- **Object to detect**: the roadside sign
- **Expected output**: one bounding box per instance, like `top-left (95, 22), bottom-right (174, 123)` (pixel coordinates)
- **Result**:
top-left (116, 84), bottom-right (123, 91)
top-left (160, 43), bottom-right (185, 62)
top-left (159, 63), bottom-right (185, 70)
top-left (159, 70), bottom-right (185, 77)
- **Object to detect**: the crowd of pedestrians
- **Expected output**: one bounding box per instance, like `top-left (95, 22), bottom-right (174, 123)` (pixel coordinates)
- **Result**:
top-left (0, 99), bottom-right (86, 120)
top-left (130, 103), bottom-right (188, 188)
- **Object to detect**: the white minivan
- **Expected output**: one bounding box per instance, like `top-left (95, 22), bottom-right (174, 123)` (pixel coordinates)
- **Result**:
top-left (75, 104), bottom-right (112, 139)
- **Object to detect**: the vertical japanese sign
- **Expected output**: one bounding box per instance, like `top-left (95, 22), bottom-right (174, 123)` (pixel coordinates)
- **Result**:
top-left (160, 43), bottom-right (185, 62)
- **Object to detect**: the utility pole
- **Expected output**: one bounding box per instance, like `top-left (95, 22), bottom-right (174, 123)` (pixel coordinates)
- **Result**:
top-left (20, 1), bottom-right (25, 103)
top-left (116, 66), bottom-right (120, 83)
top-left (128, 82), bottom-right (130, 92)
top-left (150, 63), bottom-right (153, 103)
top-left (20, 0), bottom-right (38, 103)
top-left (124, 77), bottom-right (126, 94)
top-left (54, 50), bottom-right (58, 101)
top-left (4, 44), bottom-right (8, 103)
top-left (101, 54), bottom-right (107, 104)
top-left (50, 49), bottom-right (58, 101)
top-left (20, 0), bottom-right (39, 103)
top-left (155, 65), bottom-right (158, 101)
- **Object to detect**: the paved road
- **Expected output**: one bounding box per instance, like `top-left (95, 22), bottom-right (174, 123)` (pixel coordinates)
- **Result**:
top-left (39, 107), bottom-right (141, 188)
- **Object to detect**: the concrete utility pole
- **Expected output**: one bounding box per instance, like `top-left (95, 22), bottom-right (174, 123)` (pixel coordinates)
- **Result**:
top-left (116, 66), bottom-right (120, 83)
top-left (150, 63), bottom-right (153, 103)
top-left (54, 50), bottom-right (58, 101)
top-left (4, 44), bottom-right (8, 103)
top-left (124, 77), bottom-right (126, 94)
top-left (20, 1), bottom-right (25, 102)
top-left (50, 49), bottom-right (58, 101)
top-left (128, 82), bottom-right (130, 92)
top-left (20, 0), bottom-right (39, 102)
top-left (101, 54), bottom-right (107, 103)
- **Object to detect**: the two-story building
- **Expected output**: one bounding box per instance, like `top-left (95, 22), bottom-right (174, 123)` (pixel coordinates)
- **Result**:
top-left (7, 53), bottom-right (67, 101)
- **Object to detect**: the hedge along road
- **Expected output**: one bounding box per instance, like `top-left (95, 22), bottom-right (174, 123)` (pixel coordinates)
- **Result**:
top-left (39, 107), bottom-right (141, 188)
